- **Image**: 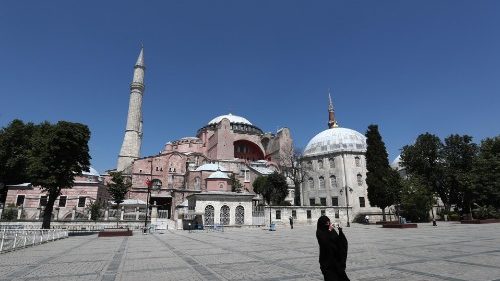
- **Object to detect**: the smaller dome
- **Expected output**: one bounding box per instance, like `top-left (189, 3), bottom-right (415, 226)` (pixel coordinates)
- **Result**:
top-left (207, 170), bottom-right (230, 179)
top-left (82, 167), bottom-right (100, 176)
top-left (303, 127), bottom-right (366, 157)
top-left (208, 113), bottom-right (252, 125)
top-left (391, 155), bottom-right (402, 170)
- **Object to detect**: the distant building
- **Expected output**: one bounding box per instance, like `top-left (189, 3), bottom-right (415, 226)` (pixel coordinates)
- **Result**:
top-left (110, 48), bottom-right (294, 227)
top-left (5, 167), bottom-right (107, 220)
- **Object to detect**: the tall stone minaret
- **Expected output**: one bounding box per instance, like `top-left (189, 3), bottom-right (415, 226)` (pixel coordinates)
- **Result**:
top-left (328, 89), bottom-right (339, 129)
top-left (117, 48), bottom-right (145, 171)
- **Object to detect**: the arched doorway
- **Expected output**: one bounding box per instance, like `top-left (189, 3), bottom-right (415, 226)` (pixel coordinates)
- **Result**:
top-left (220, 205), bottom-right (230, 225)
top-left (204, 205), bottom-right (214, 226)
top-left (235, 206), bottom-right (244, 225)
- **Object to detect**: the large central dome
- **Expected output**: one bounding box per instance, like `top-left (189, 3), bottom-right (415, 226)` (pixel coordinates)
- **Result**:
top-left (208, 113), bottom-right (252, 125)
top-left (303, 127), bottom-right (366, 157)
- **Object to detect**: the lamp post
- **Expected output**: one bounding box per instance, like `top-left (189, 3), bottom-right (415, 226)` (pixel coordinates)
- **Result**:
top-left (144, 160), bottom-right (153, 233)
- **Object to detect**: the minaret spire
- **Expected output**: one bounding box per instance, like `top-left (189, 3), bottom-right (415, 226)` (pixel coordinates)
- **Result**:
top-left (328, 88), bottom-right (339, 129)
top-left (117, 47), bottom-right (146, 171)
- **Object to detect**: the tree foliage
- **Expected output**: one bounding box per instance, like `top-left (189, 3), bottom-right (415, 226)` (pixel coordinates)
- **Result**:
top-left (399, 175), bottom-right (434, 222)
top-left (0, 120), bottom-right (35, 203)
top-left (107, 171), bottom-right (132, 208)
top-left (470, 136), bottom-right (500, 209)
top-left (28, 121), bottom-right (91, 229)
top-left (365, 124), bottom-right (396, 221)
top-left (252, 172), bottom-right (289, 205)
top-left (441, 134), bottom-right (478, 211)
top-left (400, 133), bottom-right (446, 209)
top-left (229, 173), bottom-right (243, 193)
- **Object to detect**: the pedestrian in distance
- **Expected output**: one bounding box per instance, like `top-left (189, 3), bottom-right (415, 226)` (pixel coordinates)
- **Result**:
top-left (432, 218), bottom-right (437, 227)
top-left (289, 216), bottom-right (294, 229)
top-left (316, 216), bottom-right (350, 281)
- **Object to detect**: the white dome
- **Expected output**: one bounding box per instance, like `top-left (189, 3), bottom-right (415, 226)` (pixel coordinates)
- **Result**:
top-left (303, 127), bottom-right (366, 157)
top-left (82, 166), bottom-right (100, 176)
top-left (391, 155), bottom-right (402, 170)
top-left (208, 113), bottom-right (252, 125)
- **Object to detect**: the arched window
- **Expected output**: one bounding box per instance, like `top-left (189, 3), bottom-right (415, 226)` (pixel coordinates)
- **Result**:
top-left (355, 157), bottom-right (361, 167)
top-left (318, 160), bottom-right (323, 169)
top-left (357, 174), bottom-right (363, 186)
top-left (308, 178), bottom-right (314, 189)
top-left (319, 177), bottom-right (325, 189)
top-left (220, 205), bottom-right (230, 225)
top-left (235, 206), bottom-right (244, 225)
top-left (329, 158), bottom-right (335, 168)
top-left (330, 175), bottom-right (337, 188)
top-left (204, 205), bottom-right (214, 226)
top-left (194, 177), bottom-right (201, 190)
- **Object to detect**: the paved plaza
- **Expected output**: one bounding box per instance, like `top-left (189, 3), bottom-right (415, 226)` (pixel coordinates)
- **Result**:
top-left (0, 222), bottom-right (499, 281)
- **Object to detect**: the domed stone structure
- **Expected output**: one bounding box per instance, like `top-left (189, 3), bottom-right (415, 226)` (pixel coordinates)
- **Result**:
top-left (300, 93), bottom-right (379, 225)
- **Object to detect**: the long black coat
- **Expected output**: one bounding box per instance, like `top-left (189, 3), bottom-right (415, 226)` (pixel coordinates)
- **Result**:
top-left (316, 217), bottom-right (349, 281)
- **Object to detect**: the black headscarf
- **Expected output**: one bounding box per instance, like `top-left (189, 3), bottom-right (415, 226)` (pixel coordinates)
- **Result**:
top-left (316, 216), bottom-right (350, 281)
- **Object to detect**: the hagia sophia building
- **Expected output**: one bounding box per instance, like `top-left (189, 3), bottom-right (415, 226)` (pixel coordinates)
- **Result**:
top-left (4, 48), bottom-right (382, 227)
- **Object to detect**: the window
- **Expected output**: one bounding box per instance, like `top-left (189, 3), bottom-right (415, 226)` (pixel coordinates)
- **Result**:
top-left (16, 195), bottom-right (25, 207)
top-left (309, 198), bottom-right (315, 206)
top-left (321, 209), bottom-right (326, 216)
top-left (319, 177), bottom-right (325, 189)
top-left (292, 210), bottom-right (297, 219)
top-left (357, 174), bottom-right (363, 186)
top-left (320, 198), bottom-right (326, 206)
top-left (220, 205), bottom-right (230, 225)
top-left (359, 197), bottom-right (366, 207)
top-left (335, 210), bottom-right (340, 219)
top-left (329, 158), bottom-right (335, 168)
top-left (276, 210), bottom-right (281, 220)
top-left (235, 206), bottom-right (244, 225)
top-left (330, 175), bottom-right (337, 188)
top-left (139, 169), bottom-right (143, 173)
top-left (59, 196), bottom-right (67, 207)
top-left (331, 196), bottom-right (339, 206)
top-left (355, 157), bottom-right (361, 167)
top-left (204, 205), bottom-right (214, 226)
top-left (307, 210), bottom-right (312, 219)
top-left (194, 177), bottom-right (201, 190)
top-left (156, 167), bottom-right (159, 171)
top-left (40, 196), bottom-right (48, 207)
top-left (219, 183), bottom-right (224, 189)
top-left (78, 197), bottom-right (86, 208)
top-left (308, 178), bottom-right (314, 189)
top-left (244, 170), bottom-right (250, 182)
top-left (318, 159), bottom-right (323, 169)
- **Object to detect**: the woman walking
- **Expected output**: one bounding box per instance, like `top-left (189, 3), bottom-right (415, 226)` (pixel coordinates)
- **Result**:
top-left (316, 216), bottom-right (350, 281)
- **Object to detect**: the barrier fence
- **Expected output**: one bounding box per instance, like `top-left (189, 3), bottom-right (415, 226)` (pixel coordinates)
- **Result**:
top-left (0, 229), bottom-right (68, 253)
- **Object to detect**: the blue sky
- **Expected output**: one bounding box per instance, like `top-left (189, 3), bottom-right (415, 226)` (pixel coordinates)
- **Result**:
top-left (1, 1), bottom-right (499, 173)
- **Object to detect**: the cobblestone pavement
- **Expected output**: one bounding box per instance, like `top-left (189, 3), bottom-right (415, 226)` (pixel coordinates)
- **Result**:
top-left (0, 222), bottom-right (499, 281)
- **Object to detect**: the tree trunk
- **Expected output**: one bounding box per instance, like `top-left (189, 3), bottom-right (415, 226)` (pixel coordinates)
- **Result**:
top-left (294, 182), bottom-right (301, 206)
top-left (382, 208), bottom-right (386, 222)
top-left (42, 192), bottom-right (58, 229)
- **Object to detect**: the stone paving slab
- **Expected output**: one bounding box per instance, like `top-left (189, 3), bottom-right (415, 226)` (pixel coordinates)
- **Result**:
top-left (0, 222), bottom-right (499, 280)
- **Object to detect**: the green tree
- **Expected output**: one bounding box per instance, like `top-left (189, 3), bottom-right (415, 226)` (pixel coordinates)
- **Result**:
top-left (229, 173), bottom-right (243, 193)
top-left (441, 134), bottom-right (478, 215)
top-left (0, 120), bottom-right (35, 204)
top-left (107, 171), bottom-right (132, 223)
top-left (400, 175), bottom-right (434, 222)
top-left (28, 121), bottom-right (91, 229)
top-left (253, 176), bottom-right (270, 204)
top-left (365, 124), bottom-right (395, 221)
top-left (86, 200), bottom-right (103, 221)
top-left (400, 133), bottom-right (447, 210)
top-left (266, 172), bottom-right (289, 205)
top-left (470, 136), bottom-right (500, 209)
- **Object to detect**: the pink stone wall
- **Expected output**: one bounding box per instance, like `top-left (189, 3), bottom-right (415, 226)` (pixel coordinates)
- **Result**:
top-left (206, 179), bottom-right (231, 192)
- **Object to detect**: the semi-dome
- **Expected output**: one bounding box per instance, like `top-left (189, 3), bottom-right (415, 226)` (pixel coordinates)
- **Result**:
top-left (208, 113), bottom-right (252, 125)
top-left (303, 127), bottom-right (366, 157)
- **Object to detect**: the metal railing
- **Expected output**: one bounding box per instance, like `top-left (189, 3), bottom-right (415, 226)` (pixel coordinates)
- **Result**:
top-left (0, 229), bottom-right (69, 253)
